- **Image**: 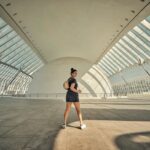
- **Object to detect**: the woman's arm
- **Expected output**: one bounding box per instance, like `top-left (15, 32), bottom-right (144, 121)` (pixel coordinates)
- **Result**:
top-left (70, 83), bottom-right (81, 93)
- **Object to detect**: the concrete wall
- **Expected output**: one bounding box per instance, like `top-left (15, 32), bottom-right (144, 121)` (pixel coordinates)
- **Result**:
top-left (27, 57), bottom-right (92, 94)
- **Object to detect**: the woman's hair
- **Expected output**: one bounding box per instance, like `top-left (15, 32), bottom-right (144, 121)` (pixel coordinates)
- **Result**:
top-left (71, 68), bottom-right (77, 74)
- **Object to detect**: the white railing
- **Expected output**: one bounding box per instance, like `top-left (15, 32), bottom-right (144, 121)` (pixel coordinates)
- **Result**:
top-left (0, 92), bottom-right (114, 99)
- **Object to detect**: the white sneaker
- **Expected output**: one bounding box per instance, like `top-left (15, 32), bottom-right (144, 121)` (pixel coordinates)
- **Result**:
top-left (80, 124), bottom-right (86, 130)
top-left (61, 124), bottom-right (66, 129)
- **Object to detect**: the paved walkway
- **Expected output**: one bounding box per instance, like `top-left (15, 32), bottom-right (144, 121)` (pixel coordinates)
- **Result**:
top-left (0, 97), bottom-right (150, 150)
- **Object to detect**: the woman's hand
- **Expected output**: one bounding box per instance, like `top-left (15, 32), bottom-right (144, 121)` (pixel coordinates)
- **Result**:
top-left (78, 89), bottom-right (82, 94)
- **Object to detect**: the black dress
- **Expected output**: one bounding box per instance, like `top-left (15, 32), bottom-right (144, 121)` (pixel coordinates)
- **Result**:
top-left (66, 77), bottom-right (79, 102)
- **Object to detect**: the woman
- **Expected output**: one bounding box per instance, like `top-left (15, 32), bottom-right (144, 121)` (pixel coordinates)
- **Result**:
top-left (62, 68), bottom-right (86, 129)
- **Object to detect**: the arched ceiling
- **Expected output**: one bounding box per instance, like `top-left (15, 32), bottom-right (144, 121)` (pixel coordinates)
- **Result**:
top-left (0, 0), bottom-right (150, 95)
top-left (0, 0), bottom-right (149, 64)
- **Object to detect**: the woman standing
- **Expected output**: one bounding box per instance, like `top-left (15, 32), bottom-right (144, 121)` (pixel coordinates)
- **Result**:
top-left (62, 68), bottom-right (86, 129)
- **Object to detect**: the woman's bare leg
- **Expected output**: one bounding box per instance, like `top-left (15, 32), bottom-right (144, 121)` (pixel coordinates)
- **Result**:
top-left (73, 102), bottom-right (83, 125)
top-left (64, 102), bottom-right (72, 125)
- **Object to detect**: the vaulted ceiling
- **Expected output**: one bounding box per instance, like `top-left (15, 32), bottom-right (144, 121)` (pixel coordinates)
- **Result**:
top-left (0, 0), bottom-right (149, 64)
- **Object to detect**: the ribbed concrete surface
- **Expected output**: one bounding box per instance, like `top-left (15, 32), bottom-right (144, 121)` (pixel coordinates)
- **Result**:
top-left (0, 97), bottom-right (150, 150)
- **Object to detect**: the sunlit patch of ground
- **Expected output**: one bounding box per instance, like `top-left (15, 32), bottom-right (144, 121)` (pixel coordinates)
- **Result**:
top-left (53, 120), bottom-right (150, 150)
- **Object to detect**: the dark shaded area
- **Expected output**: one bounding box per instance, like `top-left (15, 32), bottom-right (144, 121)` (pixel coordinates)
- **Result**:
top-left (115, 131), bottom-right (150, 150)
top-left (82, 108), bottom-right (150, 121)
top-left (81, 102), bottom-right (150, 105)
top-left (0, 99), bottom-right (65, 150)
